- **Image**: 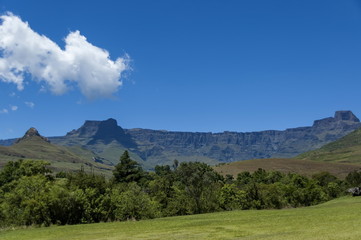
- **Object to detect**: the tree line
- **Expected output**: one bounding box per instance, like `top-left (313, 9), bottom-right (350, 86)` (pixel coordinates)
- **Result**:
top-left (1, 150), bottom-right (361, 227)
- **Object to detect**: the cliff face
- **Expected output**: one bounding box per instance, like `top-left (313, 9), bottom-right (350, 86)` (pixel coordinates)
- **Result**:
top-left (125, 111), bottom-right (361, 164)
top-left (3, 111), bottom-right (360, 168)
top-left (65, 118), bottom-right (136, 147)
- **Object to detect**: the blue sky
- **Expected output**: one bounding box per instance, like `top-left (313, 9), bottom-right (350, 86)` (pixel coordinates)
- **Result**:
top-left (0, 0), bottom-right (361, 139)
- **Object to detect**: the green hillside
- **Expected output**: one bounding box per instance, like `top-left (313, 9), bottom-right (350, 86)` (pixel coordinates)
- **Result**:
top-left (0, 129), bottom-right (113, 176)
top-left (214, 158), bottom-right (361, 178)
top-left (1, 196), bottom-right (360, 240)
top-left (215, 127), bottom-right (361, 178)
top-left (297, 127), bottom-right (361, 163)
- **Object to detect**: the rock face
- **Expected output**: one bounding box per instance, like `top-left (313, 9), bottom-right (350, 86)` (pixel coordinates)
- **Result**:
top-left (347, 187), bottom-right (361, 197)
top-left (334, 111), bottom-right (360, 122)
top-left (66, 118), bottom-right (136, 147)
top-left (4, 111), bottom-right (361, 168)
top-left (124, 111), bottom-right (361, 164)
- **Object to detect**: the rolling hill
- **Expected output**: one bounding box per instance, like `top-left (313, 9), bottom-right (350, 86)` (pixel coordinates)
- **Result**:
top-left (214, 158), bottom-right (361, 178)
top-left (296, 126), bottom-right (361, 163)
top-left (215, 126), bottom-right (361, 178)
top-left (0, 128), bottom-right (113, 176)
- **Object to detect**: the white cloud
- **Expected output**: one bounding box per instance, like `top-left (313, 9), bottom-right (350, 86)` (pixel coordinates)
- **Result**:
top-left (0, 108), bottom-right (8, 114)
top-left (10, 105), bottom-right (18, 111)
top-left (0, 12), bottom-right (129, 99)
top-left (25, 101), bottom-right (35, 108)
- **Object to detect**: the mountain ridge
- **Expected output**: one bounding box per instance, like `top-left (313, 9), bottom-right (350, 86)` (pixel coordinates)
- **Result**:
top-left (296, 126), bottom-right (361, 163)
top-left (47, 110), bottom-right (361, 168)
top-left (1, 111), bottom-right (360, 169)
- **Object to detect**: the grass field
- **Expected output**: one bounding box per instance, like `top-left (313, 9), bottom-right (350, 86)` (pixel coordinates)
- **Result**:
top-left (1, 196), bottom-right (361, 240)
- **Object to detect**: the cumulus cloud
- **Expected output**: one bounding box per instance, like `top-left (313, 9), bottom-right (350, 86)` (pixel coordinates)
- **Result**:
top-left (25, 101), bottom-right (35, 108)
top-left (0, 12), bottom-right (129, 99)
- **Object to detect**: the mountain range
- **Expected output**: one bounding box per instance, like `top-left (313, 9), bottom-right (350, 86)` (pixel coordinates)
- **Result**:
top-left (1, 110), bottom-right (361, 171)
top-left (57, 110), bottom-right (361, 167)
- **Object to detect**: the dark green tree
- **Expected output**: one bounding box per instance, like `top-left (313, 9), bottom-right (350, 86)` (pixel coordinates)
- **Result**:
top-left (346, 170), bottom-right (361, 187)
top-left (0, 159), bottom-right (51, 187)
top-left (113, 151), bottom-right (144, 183)
top-left (236, 171), bottom-right (252, 187)
top-left (312, 172), bottom-right (338, 187)
top-left (175, 162), bottom-right (223, 214)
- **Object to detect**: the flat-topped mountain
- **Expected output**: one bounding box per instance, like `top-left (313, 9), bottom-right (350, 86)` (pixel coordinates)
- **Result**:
top-left (50, 118), bottom-right (145, 168)
top-left (66, 118), bottom-right (136, 147)
top-left (43, 111), bottom-right (361, 168)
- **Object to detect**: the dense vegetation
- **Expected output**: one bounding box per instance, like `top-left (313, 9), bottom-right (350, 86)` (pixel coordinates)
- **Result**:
top-left (1, 151), bottom-right (360, 228)
top-left (2, 197), bottom-right (361, 240)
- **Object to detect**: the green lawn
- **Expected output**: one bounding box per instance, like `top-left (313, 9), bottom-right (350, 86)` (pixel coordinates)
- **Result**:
top-left (1, 196), bottom-right (361, 240)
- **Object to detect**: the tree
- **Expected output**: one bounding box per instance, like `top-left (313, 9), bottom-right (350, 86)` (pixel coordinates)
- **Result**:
top-left (346, 170), bottom-right (361, 187)
top-left (312, 172), bottom-right (338, 187)
top-left (111, 183), bottom-right (160, 221)
top-left (149, 165), bottom-right (175, 213)
top-left (172, 159), bottom-right (179, 170)
top-left (219, 183), bottom-right (247, 210)
top-left (1, 175), bottom-right (52, 226)
top-left (175, 162), bottom-right (223, 214)
top-left (0, 159), bottom-right (51, 187)
top-left (236, 171), bottom-right (252, 187)
top-left (113, 151), bottom-right (144, 183)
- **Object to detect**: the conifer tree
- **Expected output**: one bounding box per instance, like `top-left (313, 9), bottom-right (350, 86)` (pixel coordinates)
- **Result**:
top-left (113, 150), bottom-right (144, 183)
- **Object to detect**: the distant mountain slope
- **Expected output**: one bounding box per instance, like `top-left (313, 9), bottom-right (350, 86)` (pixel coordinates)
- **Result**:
top-left (50, 118), bottom-right (147, 168)
top-left (296, 126), bottom-right (361, 163)
top-left (216, 125), bottom-right (361, 178)
top-left (0, 128), bottom-right (112, 175)
top-left (2, 111), bottom-right (361, 170)
top-left (214, 158), bottom-right (361, 179)
top-left (124, 111), bottom-right (361, 166)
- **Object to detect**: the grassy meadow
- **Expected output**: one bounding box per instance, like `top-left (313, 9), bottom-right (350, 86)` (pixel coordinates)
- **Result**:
top-left (1, 196), bottom-right (360, 240)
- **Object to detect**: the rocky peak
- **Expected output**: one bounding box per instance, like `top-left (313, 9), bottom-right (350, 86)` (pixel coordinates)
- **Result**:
top-left (334, 111), bottom-right (360, 122)
top-left (89, 118), bottom-right (132, 145)
top-left (24, 127), bottom-right (40, 137)
top-left (15, 127), bottom-right (50, 144)
top-left (66, 119), bottom-right (118, 138)
top-left (313, 111), bottom-right (360, 127)
top-left (67, 118), bottom-right (136, 147)
top-left (93, 118), bottom-right (125, 140)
